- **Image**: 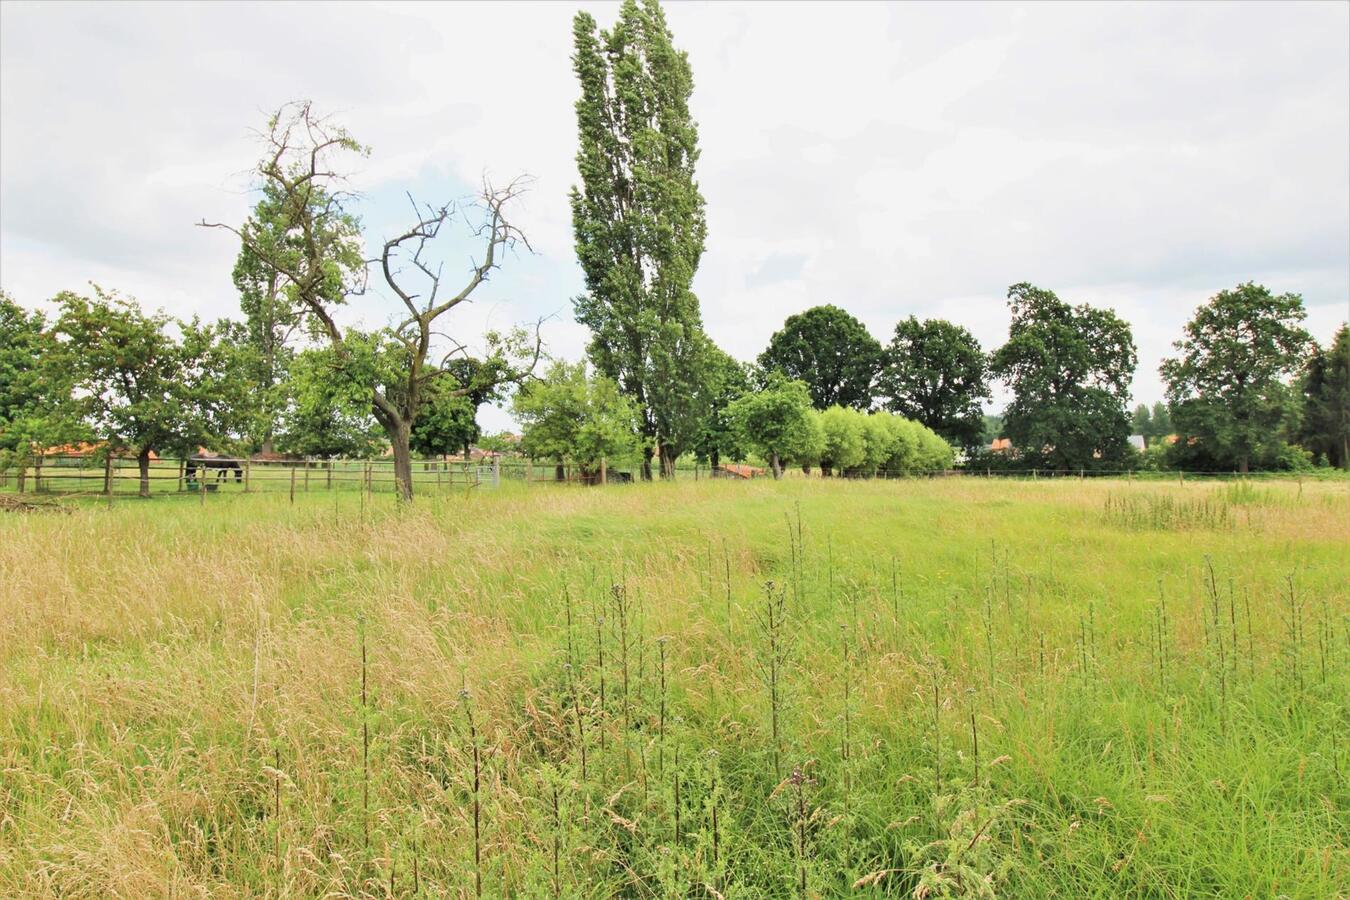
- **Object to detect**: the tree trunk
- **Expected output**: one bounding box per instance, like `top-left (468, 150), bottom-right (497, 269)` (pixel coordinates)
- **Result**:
top-left (137, 448), bottom-right (151, 498)
top-left (262, 436), bottom-right (275, 455)
top-left (641, 446), bottom-right (654, 481)
top-left (555, 461), bottom-right (566, 482)
top-left (1239, 454), bottom-right (1249, 475)
top-left (710, 448), bottom-right (720, 470)
top-left (659, 444), bottom-right (677, 480)
top-left (801, 464), bottom-right (810, 476)
top-left (770, 451), bottom-right (783, 480)
top-left (821, 463), bottom-right (833, 478)
top-left (389, 419), bottom-right (415, 501)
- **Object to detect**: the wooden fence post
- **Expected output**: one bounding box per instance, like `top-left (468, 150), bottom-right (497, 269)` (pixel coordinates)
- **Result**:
top-left (304, 462), bottom-right (310, 492)
top-left (177, 458), bottom-right (184, 493)
top-left (106, 453), bottom-right (116, 495)
top-left (244, 459), bottom-right (251, 493)
top-left (33, 455), bottom-right (43, 494)
top-left (600, 456), bottom-right (607, 485)
top-left (326, 461), bottom-right (332, 490)
top-left (200, 472), bottom-right (207, 506)
top-left (290, 467), bottom-right (296, 504)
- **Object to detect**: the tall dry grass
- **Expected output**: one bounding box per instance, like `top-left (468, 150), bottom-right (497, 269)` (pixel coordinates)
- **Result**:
top-left (1, 477), bottom-right (1346, 897)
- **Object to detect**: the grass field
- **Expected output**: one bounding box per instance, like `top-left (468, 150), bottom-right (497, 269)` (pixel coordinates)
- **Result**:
top-left (1, 477), bottom-right (1346, 897)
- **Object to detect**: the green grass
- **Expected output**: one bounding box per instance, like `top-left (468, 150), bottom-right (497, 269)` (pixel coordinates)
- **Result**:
top-left (0, 477), bottom-right (1345, 897)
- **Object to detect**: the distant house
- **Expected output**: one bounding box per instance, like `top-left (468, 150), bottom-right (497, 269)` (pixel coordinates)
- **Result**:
top-left (38, 442), bottom-right (158, 460)
top-left (989, 438), bottom-right (1013, 454)
top-left (1128, 435), bottom-right (1146, 451)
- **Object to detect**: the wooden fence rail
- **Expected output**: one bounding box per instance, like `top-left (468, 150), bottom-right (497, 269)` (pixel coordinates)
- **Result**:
top-left (5, 453), bottom-right (1287, 498)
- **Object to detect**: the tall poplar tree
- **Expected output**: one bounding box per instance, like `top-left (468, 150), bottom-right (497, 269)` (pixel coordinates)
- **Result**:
top-left (571, 0), bottom-right (711, 479)
top-left (231, 184), bottom-right (303, 453)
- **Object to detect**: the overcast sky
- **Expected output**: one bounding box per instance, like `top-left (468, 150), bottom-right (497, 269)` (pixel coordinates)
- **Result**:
top-left (2, 0), bottom-right (1347, 431)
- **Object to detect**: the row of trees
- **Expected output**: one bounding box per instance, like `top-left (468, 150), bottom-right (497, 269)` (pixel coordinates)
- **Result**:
top-left (5, 98), bottom-right (550, 499)
top-left (754, 287), bottom-right (1350, 474)
top-left (5, 0), bottom-right (1346, 495)
top-left (509, 361), bottom-right (952, 481)
top-left (562, 2), bottom-right (1347, 477)
top-left (0, 287), bottom-right (507, 495)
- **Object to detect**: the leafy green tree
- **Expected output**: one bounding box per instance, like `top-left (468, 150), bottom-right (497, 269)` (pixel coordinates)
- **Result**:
top-left (277, 345), bottom-right (384, 459)
top-left (1297, 324), bottom-right (1350, 469)
top-left (1130, 404), bottom-right (1153, 447)
top-left (230, 184), bottom-right (305, 452)
top-left (0, 293), bottom-right (83, 483)
top-left (726, 375), bottom-right (817, 479)
top-left (571, 0), bottom-right (712, 479)
top-left (990, 283), bottom-right (1137, 470)
top-left (758, 305), bottom-right (882, 410)
top-left (513, 361), bottom-right (639, 480)
top-left (477, 432), bottom-right (519, 455)
top-left (204, 101), bottom-right (538, 500)
top-left (410, 358), bottom-right (503, 460)
top-left (1160, 283), bottom-right (1313, 473)
top-left (878, 317), bottom-right (989, 449)
top-left (1150, 401), bottom-right (1171, 439)
top-left (981, 413), bottom-right (1004, 446)
top-left (817, 405), bottom-right (866, 476)
top-left (51, 288), bottom-right (233, 495)
top-left (410, 380), bottom-right (480, 460)
top-left (691, 346), bottom-right (750, 469)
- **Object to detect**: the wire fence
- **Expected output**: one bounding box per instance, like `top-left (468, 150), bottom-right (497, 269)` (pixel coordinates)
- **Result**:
top-left (4, 455), bottom-right (492, 497)
top-left (0, 454), bottom-right (1319, 499)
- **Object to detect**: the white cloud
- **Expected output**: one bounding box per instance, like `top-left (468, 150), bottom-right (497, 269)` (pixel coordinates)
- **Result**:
top-left (3, 0), bottom-right (1347, 431)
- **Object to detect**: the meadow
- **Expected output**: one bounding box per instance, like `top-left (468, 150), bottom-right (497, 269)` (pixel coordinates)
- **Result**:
top-left (0, 476), bottom-right (1346, 898)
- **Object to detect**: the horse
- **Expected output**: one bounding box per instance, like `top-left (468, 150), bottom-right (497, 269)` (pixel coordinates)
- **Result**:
top-left (186, 454), bottom-right (243, 486)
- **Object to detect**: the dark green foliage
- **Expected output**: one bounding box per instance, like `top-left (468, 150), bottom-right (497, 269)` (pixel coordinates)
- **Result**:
top-left (759, 305), bottom-right (882, 411)
top-left (691, 346), bottom-right (750, 468)
top-left (726, 374), bottom-right (818, 478)
top-left (0, 294), bottom-right (83, 473)
top-left (990, 283), bottom-right (1137, 469)
top-left (409, 358), bottom-right (503, 459)
top-left (878, 316), bottom-right (989, 450)
top-left (1160, 283), bottom-right (1313, 473)
top-left (1297, 324), bottom-right (1350, 469)
top-left (512, 361), bottom-right (638, 476)
top-left (50, 287), bottom-right (244, 494)
top-left (1150, 401), bottom-right (1171, 438)
top-left (410, 380), bottom-right (480, 460)
top-left (571, 0), bottom-right (712, 477)
top-left (1131, 404), bottom-right (1152, 444)
top-left (277, 346), bottom-right (384, 459)
top-left (230, 184), bottom-right (306, 452)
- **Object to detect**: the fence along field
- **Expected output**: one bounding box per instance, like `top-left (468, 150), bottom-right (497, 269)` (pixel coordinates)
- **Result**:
top-left (0, 476), bottom-right (1345, 897)
top-left (7, 452), bottom-right (1310, 501)
top-left (4, 454), bottom-right (772, 497)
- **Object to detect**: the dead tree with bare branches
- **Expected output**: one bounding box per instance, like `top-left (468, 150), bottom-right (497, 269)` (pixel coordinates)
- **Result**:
top-left (201, 101), bottom-right (541, 500)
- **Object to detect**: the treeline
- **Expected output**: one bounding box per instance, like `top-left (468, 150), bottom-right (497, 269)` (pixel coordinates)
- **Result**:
top-left (3, 0), bottom-right (1347, 497)
top-left (0, 288), bottom-right (496, 495)
top-left (553, 1), bottom-right (1349, 478)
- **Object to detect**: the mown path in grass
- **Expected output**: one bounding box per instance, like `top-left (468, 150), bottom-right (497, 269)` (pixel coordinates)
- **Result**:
top-left (1, 477), bottom-right (1346, 897)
